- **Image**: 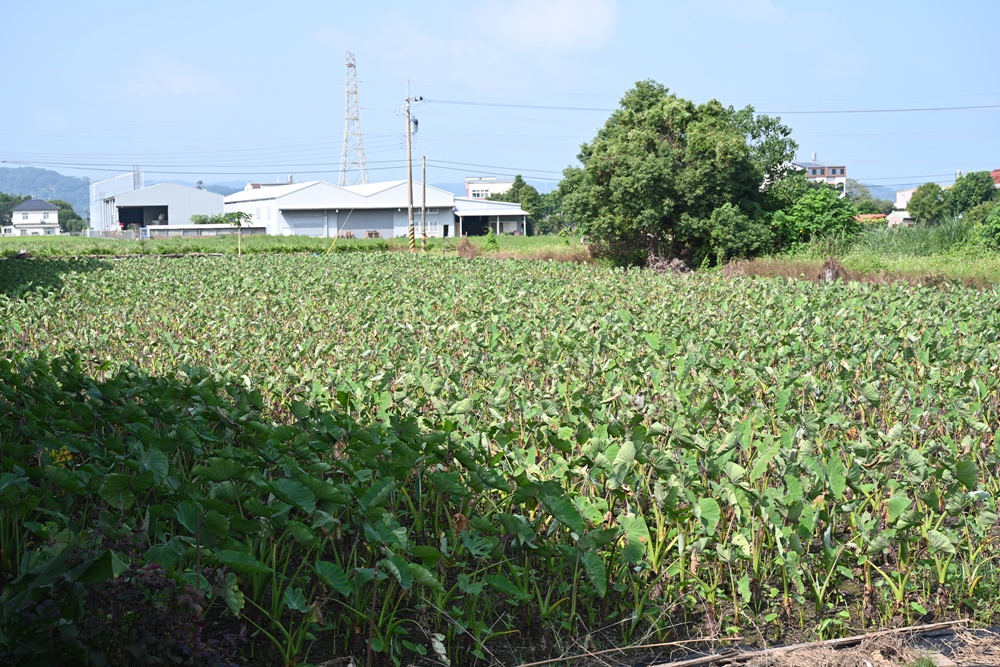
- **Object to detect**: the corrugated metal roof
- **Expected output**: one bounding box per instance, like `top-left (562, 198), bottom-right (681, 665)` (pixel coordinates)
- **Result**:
top-left (12, 199), bottom-right (59, 211)
top-left (114, 183), bottom-right (224, 206)
top-left (341, 180), bottom-right (407, 197)
top-left (225, 181), bottom-right (321, 203)
top-left (224, 179), bottom-right (457, 211)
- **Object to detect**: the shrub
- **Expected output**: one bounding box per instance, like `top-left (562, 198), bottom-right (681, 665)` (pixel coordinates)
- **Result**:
top-left (709, 203), bottom-right (773, 263)
top-left (771, 187), bottom-right (859, 246)
top-left (981, 201), bottom-right (1000, 250)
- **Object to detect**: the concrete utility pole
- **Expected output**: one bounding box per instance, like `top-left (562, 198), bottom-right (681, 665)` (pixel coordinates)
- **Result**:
top-left (404, 81), bottom-right (423, 251)
top-left (421, 156), bottom-right (427, 253)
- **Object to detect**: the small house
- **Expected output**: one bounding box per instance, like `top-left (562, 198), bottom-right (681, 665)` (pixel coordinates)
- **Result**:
top-left (2, 199), bottom-right (61, 236)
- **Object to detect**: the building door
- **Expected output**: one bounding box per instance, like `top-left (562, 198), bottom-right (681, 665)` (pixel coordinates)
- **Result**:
top-left (283, 211), bottom-right (326, 237)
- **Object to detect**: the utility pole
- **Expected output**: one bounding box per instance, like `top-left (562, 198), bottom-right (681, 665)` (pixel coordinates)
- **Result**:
top-left (404, 81), bottom-right (423, 252)
top-left (339, 52), bottom-right (368, 186)
top-left (421, 156), bottom-right (427, 253)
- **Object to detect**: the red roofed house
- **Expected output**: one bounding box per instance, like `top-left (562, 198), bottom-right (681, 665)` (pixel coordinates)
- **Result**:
top-left (991, 169), bottom-right (1000, 187)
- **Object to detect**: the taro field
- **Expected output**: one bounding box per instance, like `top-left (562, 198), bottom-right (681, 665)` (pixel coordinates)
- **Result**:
top-left (0, 253), bottom-right (999, 667)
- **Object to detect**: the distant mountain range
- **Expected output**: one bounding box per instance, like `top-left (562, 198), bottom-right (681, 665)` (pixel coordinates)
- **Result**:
top-left (0, 167), bottom-right (90, 215)
top-left (861, 183), bottom-right (898, 202)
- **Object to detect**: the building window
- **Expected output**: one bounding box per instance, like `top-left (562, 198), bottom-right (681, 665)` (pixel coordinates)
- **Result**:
top-left (256, 207), bottom-right (262, 219)
top-left (471, 189), bottom-right (489, 198)
top-left (44, 229), bottom-right (54, 235)
top-left (21, 213), bottom-right (28, 220)
top-left (43, 212), bottom-right (50, 220)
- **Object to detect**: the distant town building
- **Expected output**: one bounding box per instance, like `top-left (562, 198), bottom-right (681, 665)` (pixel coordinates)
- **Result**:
top-left (886, 210), bottom-right (915, 227)
top-left (2, 199), bottom-right (60, 236)
top-left (895, 187), bottom-right (918, 210)
top-left (792, 153), bottom-right (847, 191)
top-left (465, 176), bottom-right (514, 199)
top-left (991, 168), bottom-right (1000, 187)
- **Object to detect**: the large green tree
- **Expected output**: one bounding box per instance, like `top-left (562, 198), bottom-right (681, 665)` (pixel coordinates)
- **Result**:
top-left (488, 175), bottom-right (542, 232)
top-left (560, 80), bottom-right (796, 265)
top-left (49, 199), bottom-right (88, 233)
top-left (908, 182), bottom-right (951, 224)
top-left (949, 171), bottom-right (997, 215)
top-left (0, 192), bottom-right (28, 226)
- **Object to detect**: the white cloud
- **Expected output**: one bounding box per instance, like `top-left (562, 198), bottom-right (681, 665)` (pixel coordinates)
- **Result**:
top-left (474, 0), bottom-right (618, 52)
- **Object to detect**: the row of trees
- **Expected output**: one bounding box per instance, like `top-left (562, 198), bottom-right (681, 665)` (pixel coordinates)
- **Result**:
top-left (0, 193), bottom-right (88, 233)
top-left (908, 171), bottom-right (998, 225)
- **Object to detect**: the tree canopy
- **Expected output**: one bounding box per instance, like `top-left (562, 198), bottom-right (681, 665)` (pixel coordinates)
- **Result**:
top-left (560, 80), bottom-right (797, 264)
top-left (949, 171), bottom-right (997, 216)
top-left (50, 199), bottom-right (88, 233)
top-left (908, 183), bottom-right (951, 224)
top-left (488, 175), bottom-right (542, 231)
top-left (0, 192), bottom-right (28, 226)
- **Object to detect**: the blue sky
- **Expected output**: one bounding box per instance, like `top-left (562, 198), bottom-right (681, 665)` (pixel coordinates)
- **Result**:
top-left (3, 0), bottom-right (998, 194)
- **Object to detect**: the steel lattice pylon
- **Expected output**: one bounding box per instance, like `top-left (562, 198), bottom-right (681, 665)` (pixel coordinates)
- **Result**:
top-left (339, 52), bottom-right (368, 186)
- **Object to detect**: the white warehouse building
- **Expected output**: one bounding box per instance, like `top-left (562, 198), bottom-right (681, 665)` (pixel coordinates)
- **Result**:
top-left (224, 179), bottom-right (515, 239)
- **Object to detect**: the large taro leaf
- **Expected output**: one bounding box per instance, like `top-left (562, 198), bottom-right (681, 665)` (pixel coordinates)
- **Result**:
top-left (214, 549), bottom-right (272, 575)
top-left (315, 560), bottom-right (353, 597)
top-left (537, 483), bottom-right (586, 535)
top-left (618, 512), bottom-right (650, 564)
top-left (581, 549), bottom-right (607, 598)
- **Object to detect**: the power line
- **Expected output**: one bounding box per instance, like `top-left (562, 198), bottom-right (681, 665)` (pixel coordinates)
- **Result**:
top-left (428, 159), bottom-right (563, 174)
top-left (770, 103), bottom-right (1000, 115)
top-left (426, 99), bottom-right (613, 112)
top-left (425, 98), bottom-right (1000, 115)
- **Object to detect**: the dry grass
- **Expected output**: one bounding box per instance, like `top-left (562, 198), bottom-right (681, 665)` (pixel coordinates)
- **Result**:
top-left (723, 257), bottom-right (995, 290)
top-left (744, 635), bottom-right (915, 667)
top-left (455, 237), bottom-right (479, 259)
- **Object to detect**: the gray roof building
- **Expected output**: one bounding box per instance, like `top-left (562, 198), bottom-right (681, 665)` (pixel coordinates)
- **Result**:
top-left (12, 199), bottom-right (59, 212)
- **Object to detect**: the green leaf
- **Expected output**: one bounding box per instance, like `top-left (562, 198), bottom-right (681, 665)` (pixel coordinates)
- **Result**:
top-left (99, 474), bottom-right (134, 510)
top-left (407, 563), bottom-right (444, 592)
top-left (215, 550), bottom-right (272, 574)
top-left (315, 560), bottom-right (353, 597)
top-left (608, 441), bottom-right (635, 489)
top-left (484, 574), bottom-right (530, 601)
top-left (192, 458), bottom-right (244, 482)
top-left (69, 549), bottom-right (128, 584)
top-left (283, 586), bottom-right (310, 613)
top-left (619, 512), bottom-right (650, 564)
top-left (272, 478), bottom-right (317, 514)
top-left (360, 476), bottom-right (395, 512)
top-left (696, 498), bottom-right (721, 536)
top-left (381, 554), bottom-right (413, 590)
top-left (581, 549), bottom-right (606, 598)
top-left (954, 459), bottom-right (978, 490)
top-left (827, 456), bottom-right (847, 498)
top-left (139, 448), bottom-right (170, 484)
top-left (861, 383), bottom-right (881, 406)
top-left (538, 489), bottom-right (586, 535)
top-left (887, 494), bottom-right (910, 523)
top-left (926, 529), bottom-right (956, 555)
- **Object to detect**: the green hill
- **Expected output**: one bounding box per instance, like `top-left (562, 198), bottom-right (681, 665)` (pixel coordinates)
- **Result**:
top-left (0, 167), bottom-right (90, 215)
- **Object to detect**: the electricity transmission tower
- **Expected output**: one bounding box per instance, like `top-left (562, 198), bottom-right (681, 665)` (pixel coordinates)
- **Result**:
top-left (339, 52), bottom-right (368, 186)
